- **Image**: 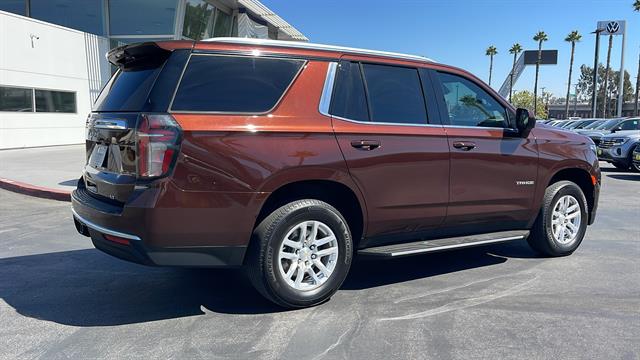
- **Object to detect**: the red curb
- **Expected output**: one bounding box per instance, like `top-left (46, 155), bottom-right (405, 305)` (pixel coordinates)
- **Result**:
top-left (0, 177), bottom-right (71, 202)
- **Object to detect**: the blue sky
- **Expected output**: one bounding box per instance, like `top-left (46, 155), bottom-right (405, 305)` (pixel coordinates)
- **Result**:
top-left (262, 0), bottom-right (639, 99)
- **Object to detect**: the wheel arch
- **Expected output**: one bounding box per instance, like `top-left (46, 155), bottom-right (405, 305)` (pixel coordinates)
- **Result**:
top-left (252, 179), bottom-right (367, 253)
top-left (546, 166), bottom-right (595, 219)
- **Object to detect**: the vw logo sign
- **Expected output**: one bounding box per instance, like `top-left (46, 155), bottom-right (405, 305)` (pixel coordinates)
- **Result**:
top-left (607, 21), bottom-right (620, 33)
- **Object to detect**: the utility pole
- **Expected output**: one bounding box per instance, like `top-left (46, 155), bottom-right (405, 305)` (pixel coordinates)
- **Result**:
top-left (635, 51), bottom-right (639, 116)
top-left (602, 34), bottom-right (613, 119)
top-left (574, 84), bottom-right (579, 116)
top-left (591, 29), bottom-right (603, 118)
top-left (616, 22), bottom-right (626, 117)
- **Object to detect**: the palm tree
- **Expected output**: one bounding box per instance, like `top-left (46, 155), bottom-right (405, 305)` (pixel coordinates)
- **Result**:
top-left (533, 31), bottom-right (548, 117)
top-left (508, 43), bottom-right (523, 102)
top-left (564, 31), bottom-right (582, 119)
top-left (602, 34), bottom-right (614, 118)
top-left (485, 46), bottom-right (498, 86)
top-left (634, 0), bottom-right (640, 11)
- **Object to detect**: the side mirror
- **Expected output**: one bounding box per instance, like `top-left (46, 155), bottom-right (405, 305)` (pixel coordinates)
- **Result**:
top-left (612, 126), bottom-right (622, 133)
top-left (515, 108), bottom-right (535, 136)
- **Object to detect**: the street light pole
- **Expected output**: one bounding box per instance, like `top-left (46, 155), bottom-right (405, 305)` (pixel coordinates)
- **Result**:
top-left (616, 24), bottom-right (626, 117)
top-left (574, 84), bottom-right (578, 116)
top-left (591, 29), bottom-right (603, 118)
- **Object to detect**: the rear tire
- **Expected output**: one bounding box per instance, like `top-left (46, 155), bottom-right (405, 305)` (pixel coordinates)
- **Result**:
top-left (527, 181), bottom-right (588, 257)
top-left (246, 199), bottom-right (353, 308)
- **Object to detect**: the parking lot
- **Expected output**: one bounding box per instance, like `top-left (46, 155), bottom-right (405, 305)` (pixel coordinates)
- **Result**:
top-left (0, 163), bottom-right (638, 360)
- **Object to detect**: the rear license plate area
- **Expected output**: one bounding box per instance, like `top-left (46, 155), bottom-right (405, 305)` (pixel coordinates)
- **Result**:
top-left (89, 144), bottom-right (108, 168)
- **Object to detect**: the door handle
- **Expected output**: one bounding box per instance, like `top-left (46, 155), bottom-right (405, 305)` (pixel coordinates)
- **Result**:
top-left (351, 140), bottom-right (381, 151)
top-left (452, 141), bottom-right (476, 151)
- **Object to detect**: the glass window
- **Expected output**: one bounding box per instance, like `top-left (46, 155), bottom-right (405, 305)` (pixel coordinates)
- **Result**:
top-left (172, 55), bottom-right (304, 113)
top-left (0, 0), bottom-right (26, 15)
top-left (30, 0), bottom-right (105, 35)
top-left (109, 0), bottom-right (177, 35)
top-left (182, 0), bottom-right (213, 40)
top-left (330, 61), bottom-right (368, 122)
top-left (212, 9), bottom-right (232, 37)
top-left (361, 63), bottom-right (427, 124)
top-left (94, 67), bottom-right (162, 112)
top-left (0, 86), bottom-right (33, 112)
top-left (35, 90), bottom-right (76, 113)
top-left (437, 72), bottom-right (508, 128)
top-left (619, 119), bottom-right (639, 130)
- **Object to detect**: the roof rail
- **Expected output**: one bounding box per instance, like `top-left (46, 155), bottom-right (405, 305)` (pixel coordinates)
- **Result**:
top-left (200, 37), bottom-right (435, 63)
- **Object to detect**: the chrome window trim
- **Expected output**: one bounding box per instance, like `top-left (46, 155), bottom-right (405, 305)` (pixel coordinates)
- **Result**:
top-left (332, 114), bottom-right (441, 128)
top-left (318, 62), bottom-right (337, 117)
top-left (442, 124), bottom-right (517, 131)
top-left (319, 61), bottom-right (440, 128)
top-left (72, 208), bottom-right (141, 241)
top-left (168, 53), bottom-right (307, 115)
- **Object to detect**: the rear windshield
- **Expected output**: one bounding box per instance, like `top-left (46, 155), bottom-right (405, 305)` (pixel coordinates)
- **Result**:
top-left (171, 55), bottom-right (305, 113)
top-left (93, 67), bottom-right (162, 112)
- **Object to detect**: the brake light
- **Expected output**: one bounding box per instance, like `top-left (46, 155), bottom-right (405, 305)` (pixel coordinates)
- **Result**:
top-left (136, 114), bottom-right (181, 178)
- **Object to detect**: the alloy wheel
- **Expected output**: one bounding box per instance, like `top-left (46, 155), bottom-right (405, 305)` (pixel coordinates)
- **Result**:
top-left (551, 195), bottom-right (582, 245)
top-left (277, 220), bottom-right (339, 291)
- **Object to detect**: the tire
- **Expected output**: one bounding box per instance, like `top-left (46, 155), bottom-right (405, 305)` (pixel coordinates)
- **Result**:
top-left (246, 199), bottom-right (353, 308)
top-left (527, 181), bottom-right (588, 257)
top-left (632, 162), bottom-right (640, 173)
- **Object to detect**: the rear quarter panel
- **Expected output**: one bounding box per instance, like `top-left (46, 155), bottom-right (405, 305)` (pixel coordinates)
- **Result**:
top-left (158, 60), bottom-right (363, 248)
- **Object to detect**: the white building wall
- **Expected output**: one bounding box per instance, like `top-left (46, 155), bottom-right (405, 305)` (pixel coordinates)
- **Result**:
top-left (0, 11), bottom-right (110, 149)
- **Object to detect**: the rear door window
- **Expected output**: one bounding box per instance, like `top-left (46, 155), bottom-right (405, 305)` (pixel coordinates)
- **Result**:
top-left (330, 61), bottom-right (369, 122)
top-left (171, 55), bottom-right (305, 113)
top-left (361, 63), bottom-right (427, 125)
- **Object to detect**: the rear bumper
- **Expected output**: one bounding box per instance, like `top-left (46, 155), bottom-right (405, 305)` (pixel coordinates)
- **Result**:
top-left (71, 186), bottom-right (247, 267)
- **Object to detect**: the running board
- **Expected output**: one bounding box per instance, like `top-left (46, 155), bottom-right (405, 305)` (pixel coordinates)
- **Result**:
top-left (358, 230), bottom-right (529, 257)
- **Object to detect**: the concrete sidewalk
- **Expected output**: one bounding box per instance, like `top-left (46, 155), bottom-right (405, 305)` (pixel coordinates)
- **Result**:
top-left (0, 144), bottom-right (85, 200)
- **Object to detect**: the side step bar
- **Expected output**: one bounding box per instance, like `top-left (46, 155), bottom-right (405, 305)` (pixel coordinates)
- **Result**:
top-left (358, 230), bottom-right (529, 257)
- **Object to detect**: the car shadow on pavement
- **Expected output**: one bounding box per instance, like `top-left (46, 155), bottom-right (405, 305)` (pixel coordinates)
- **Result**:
top-left (0, 241), bottom-right (537, 326)
top-left (606, 174), bottom-right (640, 181)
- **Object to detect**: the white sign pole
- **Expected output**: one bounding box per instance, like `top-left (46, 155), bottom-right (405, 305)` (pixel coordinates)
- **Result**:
top-left (617, 25), bottom-right (626, 117)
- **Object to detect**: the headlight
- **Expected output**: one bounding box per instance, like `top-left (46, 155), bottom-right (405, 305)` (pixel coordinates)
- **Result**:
top-left (611, 138), bottom-right (628, 146)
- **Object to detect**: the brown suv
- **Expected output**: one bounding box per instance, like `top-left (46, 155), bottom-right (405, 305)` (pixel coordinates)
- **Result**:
top-left (72, 38), bottom-right (600, 308)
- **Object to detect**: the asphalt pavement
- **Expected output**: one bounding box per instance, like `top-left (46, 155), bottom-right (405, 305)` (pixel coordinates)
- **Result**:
top-left (0, 163), bottom-right (638, 360)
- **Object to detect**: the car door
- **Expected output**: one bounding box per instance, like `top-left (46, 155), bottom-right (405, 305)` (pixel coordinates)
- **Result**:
top-left (327, 59), bottom-right (449, 246)
top-left (432, 70), bottom-right (538, 228)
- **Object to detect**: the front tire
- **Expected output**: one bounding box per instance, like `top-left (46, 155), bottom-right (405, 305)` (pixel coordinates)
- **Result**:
top-left (528, 181), bottom-right (588, 257)
top-left (246, 199), bottom-right (353, 308)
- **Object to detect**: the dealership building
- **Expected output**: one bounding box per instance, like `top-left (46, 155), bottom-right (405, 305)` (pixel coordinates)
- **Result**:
top-left (0, 0), bottom-right (306, 149)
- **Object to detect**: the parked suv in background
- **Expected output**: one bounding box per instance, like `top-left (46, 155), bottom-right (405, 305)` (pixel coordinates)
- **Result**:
top-left (578, 118), bottom-right (639, 145)
top-left (597, 128), bottom-right (640, 170)
top-left (72, 39), bottom-right (600, 308)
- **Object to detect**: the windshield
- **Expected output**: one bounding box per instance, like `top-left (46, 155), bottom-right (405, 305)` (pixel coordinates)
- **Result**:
top-left (594, 119), bottom-right (620, 130)
top-left (583, 120), bottom-right (603, 129)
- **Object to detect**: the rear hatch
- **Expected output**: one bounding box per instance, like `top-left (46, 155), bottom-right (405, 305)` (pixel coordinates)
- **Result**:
top-left (83, 42), bottom-right (189, 204)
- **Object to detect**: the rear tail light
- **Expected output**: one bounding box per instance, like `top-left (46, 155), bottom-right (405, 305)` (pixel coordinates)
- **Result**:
top-left (136, 114), bottom-right (181, 178)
